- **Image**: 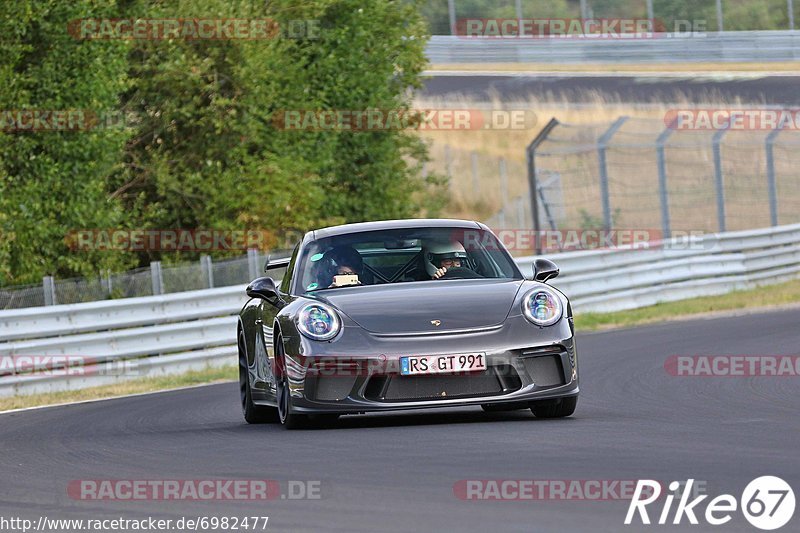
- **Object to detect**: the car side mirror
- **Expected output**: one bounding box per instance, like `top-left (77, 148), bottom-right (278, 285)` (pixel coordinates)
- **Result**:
top-left (246, 277), bottom-right (285, 306)
top-left (533, 258), bottom-right (559, 283)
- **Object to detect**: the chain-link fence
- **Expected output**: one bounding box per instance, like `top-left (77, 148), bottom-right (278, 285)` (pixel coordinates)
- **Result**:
top-left (483, 116), bottom-right (800, 240)
top-left (0, 252), bottom-right (273, 311)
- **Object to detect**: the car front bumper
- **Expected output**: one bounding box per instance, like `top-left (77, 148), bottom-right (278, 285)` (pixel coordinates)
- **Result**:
top-left (281, 315), bottom-right (579, 415)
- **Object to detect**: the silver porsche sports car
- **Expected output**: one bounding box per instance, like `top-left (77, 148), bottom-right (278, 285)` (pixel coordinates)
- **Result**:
top-left (238, 219), bottom-right (578, 428)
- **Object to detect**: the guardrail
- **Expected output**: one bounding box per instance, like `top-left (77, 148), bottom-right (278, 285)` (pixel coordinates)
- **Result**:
top-left (2, 223), bottom-right (799, 397)
top-left (425, 31), bottom-right (800, 64)
top-left (517, 223), bottom-right (800, 312)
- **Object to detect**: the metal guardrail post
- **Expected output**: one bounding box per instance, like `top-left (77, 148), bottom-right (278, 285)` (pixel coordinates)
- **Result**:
top-left (597, 116), bottom-right (629, 231)
top-left (766, 127), bottom-right (783, 226)
top-left (656, 124), bottom-right (675, 239)
top-left (42, 276), bottom-right (56, 306)
top-left (712, 129), bottom-right (728, 232)
top-left (150, 262), bottom-right (163, 295)
top-left (527, 118), bottom-right (559, 254)
top-left (201, 255), bottom-right (214, 289)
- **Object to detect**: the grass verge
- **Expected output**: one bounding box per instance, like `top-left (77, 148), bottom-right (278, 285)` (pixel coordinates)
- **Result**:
top-left (577, 278), bottom-right (800, 331)
top-left (0, 365), bottom-right (236, 413)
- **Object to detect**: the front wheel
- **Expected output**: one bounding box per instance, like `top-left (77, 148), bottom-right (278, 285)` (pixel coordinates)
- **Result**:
top-left (239, 330), bottom-right (279, 424)
top-left (530, 396), bottom-right (577, 418)
top-left (276, 335), bottom-right (309, 430)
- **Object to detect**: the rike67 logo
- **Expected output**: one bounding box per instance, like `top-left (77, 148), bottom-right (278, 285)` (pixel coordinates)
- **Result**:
top-left (626, 477), bottom-right (795, 530)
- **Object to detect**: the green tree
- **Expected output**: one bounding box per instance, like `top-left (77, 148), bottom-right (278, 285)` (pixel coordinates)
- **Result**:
top-left (0, 0), bottom-right (133, 285)
top-left (114, 0), bottom-right (441, 261)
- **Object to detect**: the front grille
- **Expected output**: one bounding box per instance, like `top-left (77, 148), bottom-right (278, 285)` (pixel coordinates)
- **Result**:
top-left (305, 362), bottom-right (358, 401)
top-left (307, 375), bottom-right (357, 401)
top-left (520, 347), bottom-right (567, 388)
top-left (367, 367), bottom-right (518, 402)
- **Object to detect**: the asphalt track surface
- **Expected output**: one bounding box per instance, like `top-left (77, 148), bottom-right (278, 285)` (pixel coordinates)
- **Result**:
top-left (1, 308), bottom-right (798, 532)
top-left (421, 74), bottom-right (800, 105)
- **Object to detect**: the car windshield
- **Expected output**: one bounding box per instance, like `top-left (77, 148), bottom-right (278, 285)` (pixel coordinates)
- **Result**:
top-left (297, 226), bottom-right (521, 292)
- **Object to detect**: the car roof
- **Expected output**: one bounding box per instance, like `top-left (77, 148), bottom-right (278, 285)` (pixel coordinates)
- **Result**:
top-left (311, 219), bottom-right (485, 240)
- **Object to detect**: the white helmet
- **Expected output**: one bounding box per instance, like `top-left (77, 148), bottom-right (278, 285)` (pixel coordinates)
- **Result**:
top-left (423, 240), bottom-right (468, 277)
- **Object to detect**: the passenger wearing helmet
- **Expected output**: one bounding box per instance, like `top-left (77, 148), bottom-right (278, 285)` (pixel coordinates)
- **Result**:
top-left (422, 240), bottom-right (480, 280)
top-left (318, 245), bottom-right (364, 288)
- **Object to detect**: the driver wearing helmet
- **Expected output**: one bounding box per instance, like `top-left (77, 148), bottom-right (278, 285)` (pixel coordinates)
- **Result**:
top-left (423, 240), bottom-right (476, 280)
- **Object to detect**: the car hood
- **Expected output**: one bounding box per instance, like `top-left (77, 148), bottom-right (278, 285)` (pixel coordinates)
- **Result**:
top-left (312, 279), bottom-right (525, 334)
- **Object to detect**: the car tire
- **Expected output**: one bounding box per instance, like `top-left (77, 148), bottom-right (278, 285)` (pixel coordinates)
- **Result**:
top-left (530, 396), bottom-right (578, 418)
top-left (276, 335), bottom-right (309, 430)
top-left (239, 330), bottom-right (279, 424)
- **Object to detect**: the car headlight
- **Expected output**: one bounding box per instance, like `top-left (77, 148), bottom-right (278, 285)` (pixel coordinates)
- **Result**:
top-left (297, 303), bottom-right (341, 341)
top-left (521, 287), bottom-right (563, 326)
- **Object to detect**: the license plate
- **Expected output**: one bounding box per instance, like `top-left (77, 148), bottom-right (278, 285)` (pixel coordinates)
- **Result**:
top-left (400, 353), bottom-right (487, 376)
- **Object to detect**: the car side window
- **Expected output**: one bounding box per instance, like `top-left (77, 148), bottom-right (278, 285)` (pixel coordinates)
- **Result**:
top-left (280, 244), bottom-right (300, 294)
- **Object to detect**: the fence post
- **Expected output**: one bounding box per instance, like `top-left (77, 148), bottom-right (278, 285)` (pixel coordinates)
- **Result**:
top-left (43, 276), bottom-right (56, 306)
top-left (247, 248), bottom-right (260, 280)
top-left (516, 197), bottom-right (525, 228)
top-left (448, 0), bottom-right (456, 35)
top-left (470, 151), bottom-right (479, 195)
top-left (790, 0), bottom-right (796, 30)
top-left (499, 158), bottom-right (508, 210)
top-left (527, 118), bottom-right (559, 254)
top-left (765, 127), bottom-right (783, 226)
top-left (201, 255), bottom-right (214, 289)
top-left (444, 144), bottom-right (452, 182)
top-left (150, 261), bottom-right (163, 295)
top-left (712, 129), bottom-right (728, 232)
top-left (537, 171), bottom-right (559, 231)
top-left (656, 124), bottom-right (675, 239)
top-left (105, 270), bottom-right (113, 297)
top-left (597, 116), bottom-right (629, 231)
